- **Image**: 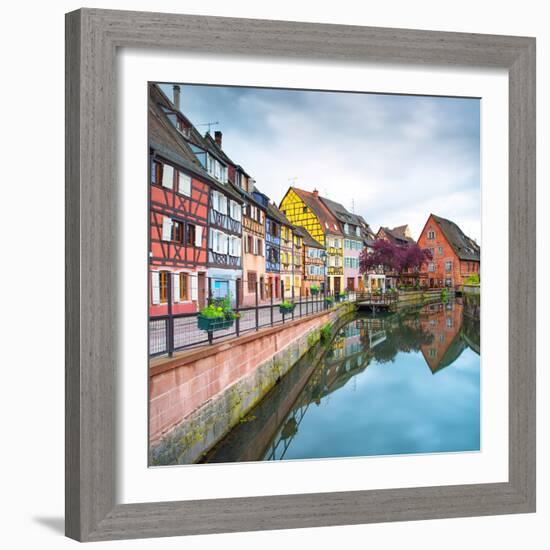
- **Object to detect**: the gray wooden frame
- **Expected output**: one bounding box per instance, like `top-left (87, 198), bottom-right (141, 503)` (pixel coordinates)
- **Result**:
top-left (65, 8), bottom-right (536, 542)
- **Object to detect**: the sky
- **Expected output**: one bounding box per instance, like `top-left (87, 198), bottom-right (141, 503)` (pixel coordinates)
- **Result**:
top-left (159, 83), bottom-right (480, 242)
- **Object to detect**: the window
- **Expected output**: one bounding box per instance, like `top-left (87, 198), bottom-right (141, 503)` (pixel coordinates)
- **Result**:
top-left (230, 200), bottom-right (242, 221)
top-left (229, 235), bottom-right (241, 257)
top-left (257, 238), bottom-right (263, 256)
top-left (445, 278), bottom-right (452, 287)
top-left (428, 262), bottom-right (435, 272)
top-left (212, 190), bottom-right (228, 213)
top-left (427, 230), bottom-right (435, 239)
top-left (344, 223), bottom-right (349, 234)
top-left (355, 227), bottom-right (361, 237)
top-left (303, 206), bottom-right (307, 214)
top-left (446, 317), bottom-right (453, 328)
top-left (159, 271), bottom-right (168, 303)
top-left (438, 246), bottom-right (443, 256)
top-left (177, 171), bottom-right (191, 196)
top-left (151, 159), bottom-right (162, 184)
top-left (445, 260), bottom-right (452, 272)
top-left (246, 235), bottom-right (253, 254)
top-left (429, 348), bottom-right (437, 358)
top-left (180, 272), bottom-right (189, 301)
top-left (248, 271), bottom-right (257, 293)
top-left (186, 224), bottom-right (196, 246)
top-left (161, 163), bottom-right (174, 189)
top-left (172, 220), bottom-right (184, 243)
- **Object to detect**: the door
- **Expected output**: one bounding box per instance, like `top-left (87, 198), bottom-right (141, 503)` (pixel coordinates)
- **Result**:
top-left (197, 272), bottom-right (206, 308)
top-left (334, 277), bottom-right (341, 294)
top-left (347, 277), bottom-right (355, 291)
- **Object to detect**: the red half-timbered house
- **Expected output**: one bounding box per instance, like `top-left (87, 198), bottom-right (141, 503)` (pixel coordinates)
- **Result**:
top-left (148, 89), bottom-right (211, 316)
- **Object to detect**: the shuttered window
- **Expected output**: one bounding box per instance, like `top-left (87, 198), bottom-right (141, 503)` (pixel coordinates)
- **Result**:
top-left (180, 272), bottom-right (189, 301)
top-left (178, 171), bottom-right (191, 196)
top-left (187, 224), bottom-right (196, 246)
top-left (161, 164), bottom-right (174, 189)
top-left (159, 271), bottom-right (168, 303)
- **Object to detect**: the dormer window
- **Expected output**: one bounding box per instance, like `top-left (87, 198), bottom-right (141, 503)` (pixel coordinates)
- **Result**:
top-left (355, 227), bottom-right (361, 237)
top-left (344, 223), bottom-right (349, 234)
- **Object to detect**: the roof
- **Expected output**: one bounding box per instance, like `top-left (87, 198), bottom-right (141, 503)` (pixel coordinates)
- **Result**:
top-left (266, 202), bottom-right (293, 227)
top-left (377, 225), bottom-right (416, 246)
top-left (288, 187), bottom-right (343, 236)
top-left (319, 196), bottom-right (374, 239)
top-left (291, 225), bottom-right (324, 249)
top-left (148, 84), bottom-right (243, 202)
top-left (431, 214), bottom-right (480, 262)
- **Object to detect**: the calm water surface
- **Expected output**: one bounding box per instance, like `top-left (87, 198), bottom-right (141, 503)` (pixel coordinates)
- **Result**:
top-left (202, 299), bottom-right (480, 463)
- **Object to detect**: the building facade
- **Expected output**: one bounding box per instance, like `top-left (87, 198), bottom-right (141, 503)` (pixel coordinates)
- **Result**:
top-left (149, 86), bottom-right (212, 316)
top-left (417, 214), bottom-right (480, 290)
top-left (279, 187), bottom-right (345, 294)
top-left (319, 197), bottom-right (372, 292)
top-left (293, 226), bottom-right (325, 296)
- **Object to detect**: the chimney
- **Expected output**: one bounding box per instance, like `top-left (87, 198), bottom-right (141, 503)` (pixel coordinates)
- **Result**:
top-left (173, 85), bottom-right (181, 111)
top-left (214, 130), bottom-right (223, 147)
top-left (312, 188), bottom-right (319, 197)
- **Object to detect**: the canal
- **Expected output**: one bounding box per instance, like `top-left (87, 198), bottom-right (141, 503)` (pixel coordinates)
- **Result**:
top-left (201, 299), bottom-right (480, 463)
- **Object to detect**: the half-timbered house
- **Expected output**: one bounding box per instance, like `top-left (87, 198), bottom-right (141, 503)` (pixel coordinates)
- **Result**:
top-left (151, 84), bottom-right (245, 305)
top-left (319, 197), bottom-right (372, 291)
top-left (149, 86), bottom-right (212, 316)
top-left (280, 187), bottom-right (343, 294)
top-left (292, 226), bottom-right (325, 296)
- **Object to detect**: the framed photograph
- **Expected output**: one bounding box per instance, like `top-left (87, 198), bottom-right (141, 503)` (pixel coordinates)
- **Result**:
top-left (66, 8), bottom-right (536, 542)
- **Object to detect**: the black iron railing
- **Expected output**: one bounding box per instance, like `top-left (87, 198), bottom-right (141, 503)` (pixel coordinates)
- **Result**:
top-left (149, 283), bottom-right (349, 357)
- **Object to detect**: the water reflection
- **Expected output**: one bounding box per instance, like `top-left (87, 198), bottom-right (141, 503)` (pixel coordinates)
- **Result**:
top-left (201, 299), bottom-right (480, 463)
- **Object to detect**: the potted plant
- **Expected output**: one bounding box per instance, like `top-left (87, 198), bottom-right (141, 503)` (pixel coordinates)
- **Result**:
top-left (310, 284), bottom-right (319, 296)
top-left (279, 300), bottom-right (296, 315)
top-left (324, 296), bottom-right (335, 306)
top-left (338, 291), bottom-right (347, 302)
top-left (197, 296), bottom-right (237, 331)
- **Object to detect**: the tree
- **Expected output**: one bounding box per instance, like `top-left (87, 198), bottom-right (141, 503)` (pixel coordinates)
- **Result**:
top-left (359, 239), bottom-right (432, 278)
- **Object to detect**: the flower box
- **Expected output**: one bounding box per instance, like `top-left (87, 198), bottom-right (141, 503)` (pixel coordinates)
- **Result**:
top-left (197, 315), bottom-right (235, 332)
top-left (279, 303), bottom-right (296, 315)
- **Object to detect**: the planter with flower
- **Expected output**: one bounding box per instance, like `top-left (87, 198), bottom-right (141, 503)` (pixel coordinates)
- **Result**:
top-left (310, 285), bottom-right (320, 296)
top-left (279, 300), bottom-right (296, 315)
top-left (197, 297), bottom-right (238, 332)
top-left (324, 296), bottom-right (335, 306)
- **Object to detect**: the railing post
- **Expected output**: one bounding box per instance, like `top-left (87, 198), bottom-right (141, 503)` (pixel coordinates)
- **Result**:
top-left (166, 273), bottom-right (174, 357)
top-left (207, 276), bottom-right (213, 305)
top-left (291, 282), bottom-right (295, 320)
top-left (235, 278), bottom-right (240, 337)
top-left (281, 280), bottom-right (285, 324)
top-left (270, 280), bottom-right (274, 326)
top-left (255, 282), bottom-right (259, 331)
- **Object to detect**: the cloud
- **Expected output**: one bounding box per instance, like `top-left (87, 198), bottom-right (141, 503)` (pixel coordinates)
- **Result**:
top-left (162, 84), bottom-right (480, 241)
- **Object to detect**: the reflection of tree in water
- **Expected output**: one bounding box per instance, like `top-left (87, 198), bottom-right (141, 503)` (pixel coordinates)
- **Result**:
top-left (361, 312), bottom-right (435, 364)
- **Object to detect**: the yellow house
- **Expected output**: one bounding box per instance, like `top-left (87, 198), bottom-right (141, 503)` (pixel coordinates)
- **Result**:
top-left (280, 187), bottom-right (344, 294)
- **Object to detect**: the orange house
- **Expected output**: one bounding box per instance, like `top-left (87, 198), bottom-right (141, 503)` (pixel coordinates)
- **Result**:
top-left (417, 214), bottom-right (480, 290)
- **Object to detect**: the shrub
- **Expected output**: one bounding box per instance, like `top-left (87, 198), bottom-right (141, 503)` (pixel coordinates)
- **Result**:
top-left (320, 322), bottom-right (332, 344)
top-left (464, 274), bottom-right (480, 285)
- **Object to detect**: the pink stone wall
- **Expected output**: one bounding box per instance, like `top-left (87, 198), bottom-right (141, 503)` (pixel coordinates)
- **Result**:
top-left (149, 310), bottom-right (339, 443)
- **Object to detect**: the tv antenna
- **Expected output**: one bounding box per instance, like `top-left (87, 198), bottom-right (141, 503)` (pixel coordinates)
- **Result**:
top-left (288, 177), bottom-right (298, 185)
top-left (196, 121), bottom-right (219, 133)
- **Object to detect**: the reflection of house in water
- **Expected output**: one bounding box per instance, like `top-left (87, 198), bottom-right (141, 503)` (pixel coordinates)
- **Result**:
top-left (419, 301), bottom-right (467, 374)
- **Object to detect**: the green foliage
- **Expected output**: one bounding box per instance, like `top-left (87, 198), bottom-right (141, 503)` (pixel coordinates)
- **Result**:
top-left (307, 329), bottom-right (320, 347)
top-left (320, 322), bottom-right (333, 344)
top-left (440, 287), bottom-right (448, 303)
top-left (464, 274), bottom-right (480, 285)
top-left (310, 284), bottom-right (320, 294)
top-left (324, 296), bottom-right (335, 304)
top-left (199, 296), bottom-right (237, 320)
top-left (280, 300), bottom-right (294, 309)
